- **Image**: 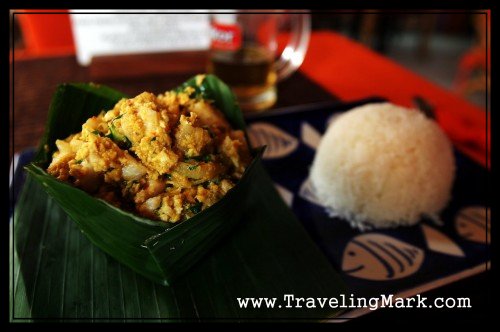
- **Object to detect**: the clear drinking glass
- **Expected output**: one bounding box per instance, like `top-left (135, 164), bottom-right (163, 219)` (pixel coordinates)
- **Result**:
top-left (208, 11), bottom-right (311, 112)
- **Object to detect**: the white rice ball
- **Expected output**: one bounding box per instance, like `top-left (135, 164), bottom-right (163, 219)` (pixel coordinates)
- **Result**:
top-left (310, 102), bottom-right (455, 230)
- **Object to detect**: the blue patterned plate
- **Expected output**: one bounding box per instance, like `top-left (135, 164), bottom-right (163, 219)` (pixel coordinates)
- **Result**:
top-left (244, 100), bottom-right (489, 317)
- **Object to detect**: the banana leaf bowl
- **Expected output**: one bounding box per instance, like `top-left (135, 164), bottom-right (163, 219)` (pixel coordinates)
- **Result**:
top-left (24, 75), bottom-right (264, 286)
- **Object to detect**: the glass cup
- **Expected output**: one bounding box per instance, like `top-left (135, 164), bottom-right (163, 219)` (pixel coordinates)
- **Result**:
top-left (208, 11), bottom-right (311, 112)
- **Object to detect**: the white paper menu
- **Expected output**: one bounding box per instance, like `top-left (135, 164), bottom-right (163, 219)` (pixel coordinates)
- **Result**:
top-left (70, 10), bottom-right (210, 66)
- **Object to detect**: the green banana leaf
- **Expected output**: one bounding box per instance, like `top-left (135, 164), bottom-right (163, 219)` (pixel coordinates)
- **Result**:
top-left (12, 75), bottom-right (348, 321)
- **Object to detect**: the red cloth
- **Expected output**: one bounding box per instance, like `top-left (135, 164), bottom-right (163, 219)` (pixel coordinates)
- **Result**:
top-left (294, 32), bottom-right (489, 168)
top-left (16, 10), bottom-right (75, 57)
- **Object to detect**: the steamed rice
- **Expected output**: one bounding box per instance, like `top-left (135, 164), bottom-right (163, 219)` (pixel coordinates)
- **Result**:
top-left (310, 102), bottom-right (455, 230)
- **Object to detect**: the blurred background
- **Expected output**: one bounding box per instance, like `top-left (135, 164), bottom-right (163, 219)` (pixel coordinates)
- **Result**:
top-left (312, 12), bottom-right (489, 108)
top-left (10, 11), bottom-right (489, 108)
